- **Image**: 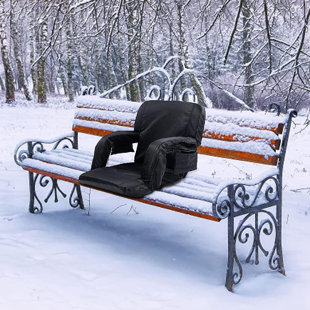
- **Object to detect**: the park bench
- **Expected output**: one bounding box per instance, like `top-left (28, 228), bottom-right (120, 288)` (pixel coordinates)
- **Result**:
top-left (14, 96), bottom-right (296, 291)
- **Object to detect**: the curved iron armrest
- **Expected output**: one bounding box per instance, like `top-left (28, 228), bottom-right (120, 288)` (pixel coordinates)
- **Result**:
top-left (14, 132), bottom-right (75, 167)
top-left (212, 171), bottom-right (281, 219)
top-left (91, 131), bottom-right (140, 170)
top-left (142, 136), bottom-right (198, 191)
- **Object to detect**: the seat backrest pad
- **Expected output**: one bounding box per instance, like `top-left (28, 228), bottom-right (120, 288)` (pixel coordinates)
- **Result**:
top-left (134, 100), bottom-right (205, 163)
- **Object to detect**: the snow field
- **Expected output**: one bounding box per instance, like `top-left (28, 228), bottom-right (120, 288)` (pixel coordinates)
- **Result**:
top-left (0, 97), bottom-right (310, 309)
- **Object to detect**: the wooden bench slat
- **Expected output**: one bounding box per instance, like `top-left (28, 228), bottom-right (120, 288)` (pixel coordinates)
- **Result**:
top-left (198, 146), bottom-right (278, 165)
top-left (135, 197), bottom-right (220, 222)
top-left (206, 120), bottom-right (284, 135)
top-left (33, 152), bottom-right (91, 171)
top-left (205, 109), bottom-right (286, 134)
top-left (75, 116), bottom-right (134, 128)
top-left (76, 97), bottom-right (142, 113)
top-left (73, 126), bottom-right (114, 137)
top-left (204, 131), bottom-right (280, 150)
top-left (24, 166), bottom-right (81, 185)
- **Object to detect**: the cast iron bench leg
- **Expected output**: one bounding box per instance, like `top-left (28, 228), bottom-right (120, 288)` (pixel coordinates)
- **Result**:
top-left (225, 185), bottom-right (285, 291)
top-left (225, 211), bottom-right (236, 291)
top-left (69, 184), bottom-right (84, 209)
top-left (28, 171), bottom-right (84, 213)
top-left (28, 171), bottom-right (42, 213)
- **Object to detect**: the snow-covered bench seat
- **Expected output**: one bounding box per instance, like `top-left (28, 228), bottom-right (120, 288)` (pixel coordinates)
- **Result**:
top-left (14, 96), bottom-right (296, 291)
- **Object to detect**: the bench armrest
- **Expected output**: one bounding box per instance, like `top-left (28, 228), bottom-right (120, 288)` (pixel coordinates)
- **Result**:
top-left (213, 169), bottom-right (280, 219)
top-left (142, 136), bottom-right (197, 190)
top-left (91, 131), bottom-right (139, 170)
top-left (14, 132), bottom-right (75, 166)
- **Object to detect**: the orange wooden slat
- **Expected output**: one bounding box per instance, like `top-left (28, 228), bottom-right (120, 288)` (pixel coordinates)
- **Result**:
top-left (76, 105), bottom-right (138, 113)
top-left (75, 116), bottom-right (134, 127)
top-left (22, 166), bottom-right (220, 222)
top-left (133, 197), bottom-right (220, 222)
top-left (73, 126), bottom-right (113, 136)
top-left (23, 166), bottom-right (81, 185)
top-left (198, 146), bottom-right (278, 165)
top-left (206, 120), bottom-right (284, 135)
top-left (272, 123), bottom-right (284, 134)
top-left (203, 131), bottom-right (281, 150)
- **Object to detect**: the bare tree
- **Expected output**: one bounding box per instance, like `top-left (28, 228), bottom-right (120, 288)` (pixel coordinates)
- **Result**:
top-left (125, 0), bottom-right (143, 101)
top-left (10, 0), bottom-right (31, 100)
top-left (36, 2), bottom-right (48, 104)
top-left (0, 0), bottom-right (15, 103)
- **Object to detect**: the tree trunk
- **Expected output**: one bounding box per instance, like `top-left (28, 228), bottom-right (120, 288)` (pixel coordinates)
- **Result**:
top-left (59, 64), bottom-right (68, 96)
top-left (176, 2), bottom-right (189, 98)
top-left (242, 1), bottom-right (255, 108)
top-left (117, 38), bottom-right (130, 100)
top-left (46, 58), bottom-right (56, 94)
top-left (76, 8), bottom-right (89, 87)
top-left (29, 7), bottom-right (37, 94)
top-left (0, 75), bottom-right (5, 90)
top-left (66, 13), bottom-right (74, 102)
top-left (37, 20), bottom-right (47, 103)
top-left (0, 0), bottom-right (15, 103)
top-left (78, 54), bottom-right (89, 87)
top-left (94, 45), bottom-right (105, 93)
top-left (37, 17), bottom-right (47, 104)
top-left (126, 0), bottom-right (142, 102)
top-left (106, 54), bottom-right (118, 98)
top-left (10, 7), bottom-right (31, 100)
top-left (104, 14), bottom-right (118, 96)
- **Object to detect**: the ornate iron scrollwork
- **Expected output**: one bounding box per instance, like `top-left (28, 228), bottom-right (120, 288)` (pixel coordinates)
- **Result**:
top-left (69, 184), bottom-right (84, 209)
top-left (213, 199), bottom-right (231, 219)
top-left (29, 173), bottom-right (43, 213)
top-left (29, 173), bottom-right (83, 213)
top-left (232, 176), bottom-right (279, 210)
top-left (14, 133), bottom-right (75, 166)
top-left (39, 175), bottom-right (67, 203)
top-left (146, 85), bottom-right (163, 100)
top-left (213, 175), bottom-right (280, 218)
top-left (15, 133), bottom-right (84, 213)
top-left (52, 137), bottom-right (74, 150)
top-left (227, 209), bottom-right (283, 289)
top-left (215, 175), bottom-right (284, 291)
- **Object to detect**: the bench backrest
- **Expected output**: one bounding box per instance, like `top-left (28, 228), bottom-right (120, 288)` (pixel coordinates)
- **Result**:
top-left (73, 96), bottom-right (292, 167)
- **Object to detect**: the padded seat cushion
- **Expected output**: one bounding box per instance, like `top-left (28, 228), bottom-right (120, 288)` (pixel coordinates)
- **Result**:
top-left (79, 163), bottom-right (152, 198)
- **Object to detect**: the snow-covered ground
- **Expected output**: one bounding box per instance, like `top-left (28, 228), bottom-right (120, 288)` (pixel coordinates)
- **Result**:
top-left (1, 94), bottom-right (310, 309)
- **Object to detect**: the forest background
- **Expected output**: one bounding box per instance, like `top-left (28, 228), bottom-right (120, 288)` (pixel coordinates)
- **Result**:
top-left (0, 0), bottom-right (309, 112)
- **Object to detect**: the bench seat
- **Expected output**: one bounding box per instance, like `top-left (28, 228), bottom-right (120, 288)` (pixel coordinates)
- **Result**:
top-left (21, 147), bottom-right (279, 221)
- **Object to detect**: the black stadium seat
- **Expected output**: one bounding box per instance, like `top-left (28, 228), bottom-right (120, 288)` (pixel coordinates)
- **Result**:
top-left (79, 100), bottom-right (205, 198)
